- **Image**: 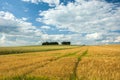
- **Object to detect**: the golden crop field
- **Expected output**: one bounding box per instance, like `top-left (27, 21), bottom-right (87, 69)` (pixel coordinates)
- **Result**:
top-left (0, 45), bottom-right (120, 80)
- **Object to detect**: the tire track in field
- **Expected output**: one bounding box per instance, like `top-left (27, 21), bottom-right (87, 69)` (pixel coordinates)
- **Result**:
top-left (70, 50), bottom-right (88, 80)
top-left (0, 47), bottom-right (81, 65)
top-left (22, 50), bottom-right (80, 77)
top-left (1, 49), bottom-right (80, 75)
top-left (0, 58), bottom-right (53, 72)
top-left (0, 54), bottom-right (60, 72)
top-left (1, 47), bottom-right (82, 72)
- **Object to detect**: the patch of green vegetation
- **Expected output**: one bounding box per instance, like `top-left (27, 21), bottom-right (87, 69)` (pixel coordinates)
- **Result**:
top-left (58, 50), bottom-right (80, 59)
top-left (3, 76), bottom-right (49, 80)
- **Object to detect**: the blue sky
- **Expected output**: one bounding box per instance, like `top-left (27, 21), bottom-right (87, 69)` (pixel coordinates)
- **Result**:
top-left (0, 0), bottom-right (120, 46)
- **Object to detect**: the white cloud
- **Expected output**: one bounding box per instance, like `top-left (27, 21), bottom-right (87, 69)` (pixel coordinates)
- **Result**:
top-left (0, 11), bottom-right (73, 46)
top-left (86, 33), bottom-right (102, 40)
top-left (0, 11), bottom-right (44, 46)
top-left (0, 11), bottom-right (39, 34)
top-left (1, 0), bottom-right (120, 46)
top-left (22, 0), bottom-right (60, 6)
top-left (38, 0), bottom-right (120, 33)
top-left (0, 11), bottom-right (15, 20)
top-left (0, 34), bottom-right (6, 44)
top-left (41, 34), bottom-right (72, 42)
top-left (36, 0), bottom-right (120, 44)
top-left (114, 36), bottom-right (120, 42)
top-left (42, 0), bottom-right (59, 6)
top-left (41, 26), bottom-right (50, 29)
top-left (101, 35), bottom-right (120, 44)
top-left (21, 17), bottom-right (28, 21)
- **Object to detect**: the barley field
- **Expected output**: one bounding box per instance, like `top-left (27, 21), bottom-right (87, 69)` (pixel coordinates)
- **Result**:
top-left (0, 45), bottom-right (120, 80)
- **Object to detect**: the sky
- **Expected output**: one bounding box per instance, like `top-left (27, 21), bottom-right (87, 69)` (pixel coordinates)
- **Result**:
top-left (0, 0), bottom-right (120, 46)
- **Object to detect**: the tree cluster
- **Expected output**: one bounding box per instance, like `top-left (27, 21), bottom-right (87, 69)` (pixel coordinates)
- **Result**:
top-left (42, 42), bottom-right (71, 45)
top-left (61, 42), bottom-right (71, 45)
top-left (42, 42), bottom-right (59, 45)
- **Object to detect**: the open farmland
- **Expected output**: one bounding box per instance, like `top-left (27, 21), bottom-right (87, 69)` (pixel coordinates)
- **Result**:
top-left (0, 45), bottom-right (120, 80)
top-left (0, 46), bottom-right (77, 55)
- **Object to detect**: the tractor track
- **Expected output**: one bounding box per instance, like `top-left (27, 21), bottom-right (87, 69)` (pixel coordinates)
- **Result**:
top-left (70, 50), bottom-right (88, 80)
top-left (22, 50), bottom-right (80, 76)
top-left (2, 50), bottom-right (80, 78)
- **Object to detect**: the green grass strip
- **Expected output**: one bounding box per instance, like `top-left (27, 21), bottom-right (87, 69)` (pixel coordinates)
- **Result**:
top-left (3, 76), bottom-right (49, 80)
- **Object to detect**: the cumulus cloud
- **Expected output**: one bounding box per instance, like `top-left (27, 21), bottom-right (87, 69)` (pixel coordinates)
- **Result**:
top-left (41, 26), bottom-right (50, 29)
top-left (1, 0), bottom-right (120, 46)
top-left (102, 36), bottom-right (120, 43)
top-left (0, 11), bottom-right (35, 34)
top-left (0, 11), bottom-right (73, 46)
top-left (21, 17), bottom-right (28, 21)
top-left (0, 11), bottom-right (15, 20)
top-left (86, 33), bottom-right (102, 40)
top-left (37, 0), bottom-right (120, 44)
top-left (22, 0), bottom-right (60, 6)
top-left (0, 34), bottom-right (6, 44)
top-left (38, 0), bottom-right (120, 32)
top-left (114, 36), bottom-right (120, 42)
top-left (41, 34), bottom-right (72, 42)
top-left (0, 11), bottom-right (44, 46)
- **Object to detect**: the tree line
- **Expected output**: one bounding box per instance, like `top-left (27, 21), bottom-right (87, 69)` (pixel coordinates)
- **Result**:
top-left (42, 42), bottom-right (71, 45)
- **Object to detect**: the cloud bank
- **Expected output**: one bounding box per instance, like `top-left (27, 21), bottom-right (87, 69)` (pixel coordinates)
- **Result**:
top-left (0, 11), bottom-right (43, 46)
top-left (0, 11), bottom-right (70, 46)
top-left (0, 0), bottom-right (120, 46)
top-left (37, 0), bottom-right (120, 44)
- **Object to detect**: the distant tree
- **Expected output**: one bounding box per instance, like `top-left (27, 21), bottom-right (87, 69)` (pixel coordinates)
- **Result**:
top-left (42, 42), bottom-right (49, 45)
top-left (61, 42), bottom-right (71, 45)
top-left (82, 44), bottom-right (86, 46)
top-left (42, 42), bottom-right (59, 45)
top-left (50, 42), bottom-right (59, 45)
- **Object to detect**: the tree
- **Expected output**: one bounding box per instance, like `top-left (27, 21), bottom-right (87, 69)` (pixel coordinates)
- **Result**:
top-left (42, 42), bottom-right (59, 45)
top-left (61, 42), bottom-right (71, 45)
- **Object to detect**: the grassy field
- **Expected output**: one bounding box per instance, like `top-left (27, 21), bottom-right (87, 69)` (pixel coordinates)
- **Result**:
top-left (0, 45), bottom-right (120, 80)
top-left (0, 45), bottom-right (78, 55)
